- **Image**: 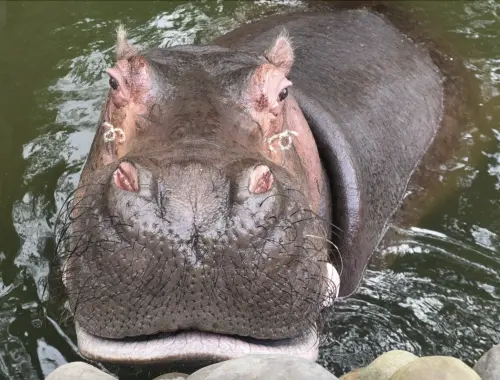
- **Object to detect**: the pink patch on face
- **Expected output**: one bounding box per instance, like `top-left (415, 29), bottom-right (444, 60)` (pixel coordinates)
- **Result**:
top-left (248, 165), bottom-right (274, 194)
top-left (107, 64), bottom-right (131, 108)
top-left (113, 161), bottom-right (139, 192)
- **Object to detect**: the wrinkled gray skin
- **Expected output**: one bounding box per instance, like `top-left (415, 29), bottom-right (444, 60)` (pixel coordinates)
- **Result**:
top-left (56, 6), bottom-right (444, 366)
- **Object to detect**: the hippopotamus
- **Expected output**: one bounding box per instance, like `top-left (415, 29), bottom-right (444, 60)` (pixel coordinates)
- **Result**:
top-left (56, 3), bottom-right (459, 368)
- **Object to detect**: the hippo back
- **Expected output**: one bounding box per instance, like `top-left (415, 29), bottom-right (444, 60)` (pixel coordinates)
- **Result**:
top-left (214, 9), bottom-right (443, 297)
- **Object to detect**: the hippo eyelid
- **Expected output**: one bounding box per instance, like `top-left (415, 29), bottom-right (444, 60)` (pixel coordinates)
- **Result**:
top-left (109, 76), bottom-right (119, 90)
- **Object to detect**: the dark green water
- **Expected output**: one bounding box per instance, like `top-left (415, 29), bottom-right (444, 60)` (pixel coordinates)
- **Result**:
top-left (1, 1), bottom-right (500, 379)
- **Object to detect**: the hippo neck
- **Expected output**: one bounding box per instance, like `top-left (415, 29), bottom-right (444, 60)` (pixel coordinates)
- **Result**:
top-left (318, 163), bottom-right (332, 228)
top-left (292, 87), bottom-right (361, 297)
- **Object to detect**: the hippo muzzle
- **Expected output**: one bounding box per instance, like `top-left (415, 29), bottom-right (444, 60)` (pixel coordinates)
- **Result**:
top-left (57, 28), bottom-right (338, 364)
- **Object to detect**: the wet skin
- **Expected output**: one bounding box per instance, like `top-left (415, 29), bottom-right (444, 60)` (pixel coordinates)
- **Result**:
top-left (56, 4), bottom-right (453, 366)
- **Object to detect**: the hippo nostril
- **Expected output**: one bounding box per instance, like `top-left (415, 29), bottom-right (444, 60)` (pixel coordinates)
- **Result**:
top-left (113, 161), bottom-right (139, 192)
top-left (248, 165), bottom-right (274, 194)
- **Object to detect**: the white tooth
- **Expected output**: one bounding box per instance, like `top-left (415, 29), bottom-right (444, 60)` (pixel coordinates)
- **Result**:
top-left (323, 262), bottom-right (340, 307)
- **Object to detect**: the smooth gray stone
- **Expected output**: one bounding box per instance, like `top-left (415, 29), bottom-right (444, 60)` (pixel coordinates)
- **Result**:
top-left (45, 362), bottom-right (116, 380)
top-left (474, 343), bottom-right (500, 380)
top-left (188, 354), bottom-right (338, 380)
top-left (153, 373), bottom-right (189, 380)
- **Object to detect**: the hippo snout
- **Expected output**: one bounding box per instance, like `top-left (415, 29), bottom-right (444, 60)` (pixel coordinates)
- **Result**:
top-left (63, 155), bottom-right (332, 342)
top-left (107, 159), bottom-right (281, 266)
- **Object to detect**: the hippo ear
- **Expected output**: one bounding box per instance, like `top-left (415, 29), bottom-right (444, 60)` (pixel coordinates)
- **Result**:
top-left (265, 29), bottom-right (294, 75)
top-left (116, 24), bottom-right (137, 61)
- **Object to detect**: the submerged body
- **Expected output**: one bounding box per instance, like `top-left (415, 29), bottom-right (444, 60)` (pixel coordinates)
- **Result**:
top-left (57, 5), bottom-right (448, 366)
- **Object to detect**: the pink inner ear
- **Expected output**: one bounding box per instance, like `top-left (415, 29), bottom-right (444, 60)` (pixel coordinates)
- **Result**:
top-left (116, 25), bottom-right (137, 60)
top-left (266, 34), bottom-right (294, 74)
top-left (106, 67), bottom-right (130, 107)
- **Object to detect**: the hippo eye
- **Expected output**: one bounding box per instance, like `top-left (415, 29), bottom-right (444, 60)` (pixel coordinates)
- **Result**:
top-left (109, 76), bottom-right (119, 90)
top-left (278, 87), bottom-right (288, 102)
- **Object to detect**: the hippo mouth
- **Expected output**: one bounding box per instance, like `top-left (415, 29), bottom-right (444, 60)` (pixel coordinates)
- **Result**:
top-left (75, 323), bottom-right (320, 364)
top-left (72, 260), bottom-right (340, 364)
top-left (71, 262), bottom-right (340, 364)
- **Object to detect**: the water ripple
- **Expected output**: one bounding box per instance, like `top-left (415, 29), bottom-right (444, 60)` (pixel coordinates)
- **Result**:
top-left (3, 1), bottom-right (500, 379)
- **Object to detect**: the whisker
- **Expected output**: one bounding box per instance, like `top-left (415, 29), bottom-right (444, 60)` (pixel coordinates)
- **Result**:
top-left (306, 234), bottom-right (344, 279)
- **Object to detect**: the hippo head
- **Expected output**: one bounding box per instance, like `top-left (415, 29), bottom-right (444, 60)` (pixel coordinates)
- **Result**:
top-left (56, 27), bottom-right (340, 364)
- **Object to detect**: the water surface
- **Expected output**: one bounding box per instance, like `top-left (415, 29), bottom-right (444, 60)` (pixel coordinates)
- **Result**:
top-left (1, 1), bottom-right (500, 379)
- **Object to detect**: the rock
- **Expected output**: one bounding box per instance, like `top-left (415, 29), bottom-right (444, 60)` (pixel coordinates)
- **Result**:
top-left (45, 362), bottom-right (116, 380)
top-left (153, 373), bottom-right (189, 380)
top-left (474, 343), bottom-right (500, 380)
top-left (356, 350), bottom-right (418, 380)
top-left (389, 356), bottom-right (481, 380)
top-left (187, 354), bottom-right (339, 380)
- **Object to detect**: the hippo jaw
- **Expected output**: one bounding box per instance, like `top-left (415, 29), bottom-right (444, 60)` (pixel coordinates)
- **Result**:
top-left (71, 262), bottom-right (339, 364)
top-left (75, 323), bottom-right (320, 364)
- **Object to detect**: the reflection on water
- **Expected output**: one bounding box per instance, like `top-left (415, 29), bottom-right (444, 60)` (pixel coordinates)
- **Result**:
top-left (1, 1), bottom-right (500, 379)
